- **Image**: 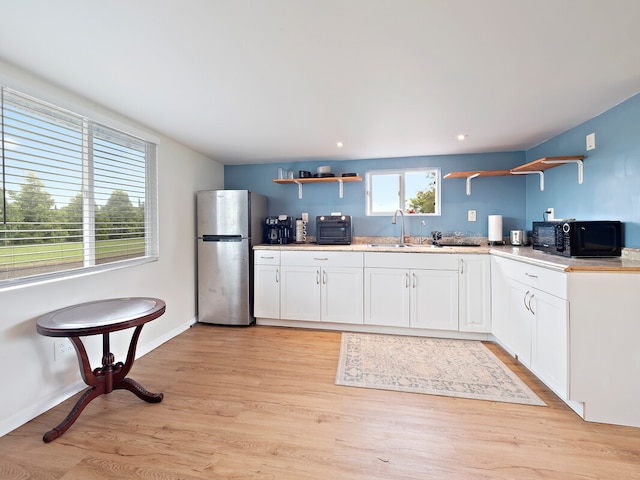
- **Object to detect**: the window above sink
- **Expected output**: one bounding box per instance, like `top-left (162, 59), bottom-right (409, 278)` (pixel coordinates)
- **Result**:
top-left (365, 168), bottom-right (441, 216)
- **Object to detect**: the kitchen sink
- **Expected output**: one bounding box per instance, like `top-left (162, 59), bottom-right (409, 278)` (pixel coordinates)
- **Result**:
top-left (437, 243), bottom-right (481, 247)
top-left (367, 243), bottom-right (412, 248)
top-left (366, 243), bottom-right (482, 248)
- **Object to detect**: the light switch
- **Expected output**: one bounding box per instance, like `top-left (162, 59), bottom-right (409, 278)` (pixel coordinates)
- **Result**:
top-left (468, 210), bottom-right (477, 222)
top-left (586, 132), bottom-right (595, 151)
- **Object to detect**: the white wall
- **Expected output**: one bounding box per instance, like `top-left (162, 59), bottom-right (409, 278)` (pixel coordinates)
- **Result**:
top-left (0, 60), bottom-right (224, 436)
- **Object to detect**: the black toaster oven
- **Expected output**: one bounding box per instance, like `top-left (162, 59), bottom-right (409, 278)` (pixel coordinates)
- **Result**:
top-left (316, 215), bottom-right (352, 245)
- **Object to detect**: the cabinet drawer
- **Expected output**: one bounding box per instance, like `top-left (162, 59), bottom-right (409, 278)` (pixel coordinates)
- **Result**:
top-left (254, 251), bottom-right (280, 265)
top-left (493, 256), bottom-right (566, 298)
top-left (281, 250), bottom-right (363, 267)
top-left (364, 252), bottom-right (459, 270)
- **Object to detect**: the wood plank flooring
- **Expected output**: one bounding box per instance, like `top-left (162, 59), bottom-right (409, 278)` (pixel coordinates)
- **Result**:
top-left (1, 324), bottom-right (639, 479)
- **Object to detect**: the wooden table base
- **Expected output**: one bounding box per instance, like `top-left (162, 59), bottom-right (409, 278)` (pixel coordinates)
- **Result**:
top-left (43, 324), bottom-right (163, 443)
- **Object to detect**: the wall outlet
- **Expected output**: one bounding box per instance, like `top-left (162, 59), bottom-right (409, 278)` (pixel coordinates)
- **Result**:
top-left (468, 210), bottom-right (477, 222)
top-left (301, 212), bottom-right (309, 222)
top-left (586, 132), bottom-right (596, 151)
top-left (54, 338), bottom-right (74, 361)
top-left (547, 207), bottom-right (555, 220)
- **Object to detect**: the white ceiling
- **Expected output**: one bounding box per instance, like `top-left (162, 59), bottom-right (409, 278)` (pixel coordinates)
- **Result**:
top-left (1, 0), bottom-right (639, 165)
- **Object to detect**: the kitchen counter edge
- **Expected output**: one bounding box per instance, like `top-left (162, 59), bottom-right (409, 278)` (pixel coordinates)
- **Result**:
top-left (253, 243), bottom-right (640, 272)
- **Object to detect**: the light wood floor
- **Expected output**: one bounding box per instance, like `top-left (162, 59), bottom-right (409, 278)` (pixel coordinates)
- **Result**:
top-left (2, 325), bottom-right (639, 479)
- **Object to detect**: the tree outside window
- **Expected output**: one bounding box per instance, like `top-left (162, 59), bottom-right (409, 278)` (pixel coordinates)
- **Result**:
top-left (366, 169), bottom-right (440, 216)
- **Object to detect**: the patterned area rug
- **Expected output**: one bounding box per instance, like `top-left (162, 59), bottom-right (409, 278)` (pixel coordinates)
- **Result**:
top-left (335, 333), bottom-right (545, 406)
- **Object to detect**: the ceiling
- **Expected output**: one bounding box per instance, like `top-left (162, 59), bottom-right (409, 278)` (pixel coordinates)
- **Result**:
top-left (1, 1), bottom-right (639, 165)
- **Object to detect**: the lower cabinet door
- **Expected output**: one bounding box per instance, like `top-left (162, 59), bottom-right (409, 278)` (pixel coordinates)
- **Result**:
top-left (254, 264), bottom-right (280, 319)
top-left (508, 279), bottom-right (533, 368)
top-left (459, 255), bottom-right (491, 333)
top-left (410, 269), bottom-right (459, 330)
top-left (364, 267), bottom-right (410, 327)
top-left (321, 267), bottom-right (364, 324)
top-left (530, 289), bottom-right (569, 398)
top-left (280, 265), bottom-right (321, 321)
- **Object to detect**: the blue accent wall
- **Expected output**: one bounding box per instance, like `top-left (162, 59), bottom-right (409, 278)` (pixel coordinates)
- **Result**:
top-left (525, 93), bottom-right (640, 248)
top-left (225, 152), bottom-right (526, 240)
top-left (226, 93), bottom-right (640, 247)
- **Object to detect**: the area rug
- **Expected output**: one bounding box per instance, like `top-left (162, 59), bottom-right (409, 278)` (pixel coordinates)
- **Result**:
top-left (335, 333), bottom-right (545, 406)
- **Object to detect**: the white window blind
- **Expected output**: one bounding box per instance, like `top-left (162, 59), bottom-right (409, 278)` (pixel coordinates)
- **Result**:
top-left (1, 86), bottom-right (158, 285)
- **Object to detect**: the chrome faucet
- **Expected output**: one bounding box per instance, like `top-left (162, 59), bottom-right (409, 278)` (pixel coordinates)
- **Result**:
top-left (392, 209), bottom-right (405, 244)
top-left (420, 220), bottom-right (427, 244)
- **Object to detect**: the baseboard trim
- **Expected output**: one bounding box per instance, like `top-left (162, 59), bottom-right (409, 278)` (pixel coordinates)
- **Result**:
top-left (0, 316), bottom-right (196, 438)
top-left (256, 318), bottom-right (491, 341)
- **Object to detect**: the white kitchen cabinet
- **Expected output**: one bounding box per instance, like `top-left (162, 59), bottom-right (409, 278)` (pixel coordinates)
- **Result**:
top-left (321, 266), bottom-right (364, 324)
top-left (508, 279), bottom-right (534, 367)
top-left (280, 251), bottom-right (363, 324)
top-left (410, 269), bottom-right (458, 330)
top-left (458, 254), bottom-right (491, 333)
top-left (491, 255), bottom-right (568, 398)
top-left (279, 265), bottom-right (321, 321)
top-left (530, 288), bottom-right (568, 399)
top-left (364, 267), bottom-right (411, 327)
top-left (253, 251), bottom-right (280, 319)
top-left (364, 252), bottom-right (458, 330)
top-left (490, 256), bottom-right (510, 345)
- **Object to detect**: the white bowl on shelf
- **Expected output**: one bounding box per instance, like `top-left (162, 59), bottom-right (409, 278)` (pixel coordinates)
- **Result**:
top-left (317, 165), bottom-right (330, 174)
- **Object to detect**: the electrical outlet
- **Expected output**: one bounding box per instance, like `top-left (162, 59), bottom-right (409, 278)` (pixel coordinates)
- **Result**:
top-left (54, 338), bottom-right (74, 361)
top-left (301, 212), bottom-right (309, 222)
top-left (586, 132), bottom-right (596, 151)
top-left (468, 210), bottom-right (477, 222)
top-left (547, 207), bottom-right (555, 220)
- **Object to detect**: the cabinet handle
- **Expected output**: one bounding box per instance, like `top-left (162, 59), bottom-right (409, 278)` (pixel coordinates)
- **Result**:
top-left (412, 272), bottom-right (417, 288)
top-left (261, 256), bottom-right (275, 259)
top-left (523, 290), bottom-right (531, 312)
top-left (275, 268), bottom-right (279, 283)
top-left (316, 270), bottom-right (320, 284)
top-left (314, 257), bottom-right (329, 261)
top-left (460, 258), bottom-right (464, 274)
top-left (405, 272), bottom-right (410, 288)
top-left (323, 271), bottom-right (327, 285)
top-left (528, 293), bottom-right (535, 315)
top-left (525, 272), bottom-right (538, 278)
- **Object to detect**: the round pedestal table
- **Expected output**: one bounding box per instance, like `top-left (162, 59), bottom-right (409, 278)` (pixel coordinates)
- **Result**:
top-left (36, 297), bottom-right (166, 442)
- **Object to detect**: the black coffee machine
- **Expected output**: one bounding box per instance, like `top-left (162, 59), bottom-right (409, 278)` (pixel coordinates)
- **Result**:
top-left (264, 216), bottom-right (294, 244)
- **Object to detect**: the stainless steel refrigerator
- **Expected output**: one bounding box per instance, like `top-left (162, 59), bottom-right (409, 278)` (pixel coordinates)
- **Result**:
top-left (196, 190), bottom-right (267, 325)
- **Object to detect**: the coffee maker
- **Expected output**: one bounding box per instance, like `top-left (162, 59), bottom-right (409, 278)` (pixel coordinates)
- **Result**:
top-left (264, 216), bottom-right (294, 244)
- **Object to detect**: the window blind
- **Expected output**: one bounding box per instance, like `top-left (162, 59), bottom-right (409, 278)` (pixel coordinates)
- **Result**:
top-left (0, 86), bottom-right (158, 284)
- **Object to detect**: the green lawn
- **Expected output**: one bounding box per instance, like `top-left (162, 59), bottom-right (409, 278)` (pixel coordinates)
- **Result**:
top-left (0, 238), bottom-right (145, 267)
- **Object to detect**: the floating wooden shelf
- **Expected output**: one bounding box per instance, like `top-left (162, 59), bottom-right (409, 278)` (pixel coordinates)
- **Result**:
top-left (273, 175), bottom-right (362, 199)
top-left (444, 156), bottom-right (585, 195)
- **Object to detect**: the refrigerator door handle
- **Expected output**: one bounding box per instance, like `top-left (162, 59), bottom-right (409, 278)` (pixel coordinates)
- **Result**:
top-left (202, 234), bottom-right (243, 242)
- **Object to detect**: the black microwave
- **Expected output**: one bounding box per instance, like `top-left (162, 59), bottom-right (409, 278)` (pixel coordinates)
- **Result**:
top-left (316, 215), bottom-right (352, 245)
top-left (531, 220), bottom-right (622, 257)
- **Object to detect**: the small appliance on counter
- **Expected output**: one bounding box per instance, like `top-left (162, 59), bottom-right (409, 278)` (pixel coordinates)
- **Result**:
top-left (532, 220), bottom-right (622, 257)
top-left (316, 215), bottom-right (352, 245)
top-left (264, 215), bottom-right (294, 244)
top-left (510, 229), bottom-right (529, 246)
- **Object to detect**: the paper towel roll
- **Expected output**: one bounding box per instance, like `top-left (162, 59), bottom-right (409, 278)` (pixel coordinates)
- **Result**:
top-left (488, 215), bottom-right (503, 243)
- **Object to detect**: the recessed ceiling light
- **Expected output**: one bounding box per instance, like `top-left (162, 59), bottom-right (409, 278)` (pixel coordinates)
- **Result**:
top-left (336, 141), bottom-right (344, 148)
top-left (457, 134), bottom-right (467, 141)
